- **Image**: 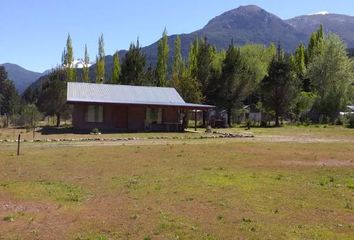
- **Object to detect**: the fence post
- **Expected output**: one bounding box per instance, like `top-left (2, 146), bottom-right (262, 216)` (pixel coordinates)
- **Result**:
top-left (17, 134), bottom-right (21, 156)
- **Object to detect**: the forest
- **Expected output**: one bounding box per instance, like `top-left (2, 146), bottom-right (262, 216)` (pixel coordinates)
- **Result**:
top-left (1, 26), bottom-right (354, 128)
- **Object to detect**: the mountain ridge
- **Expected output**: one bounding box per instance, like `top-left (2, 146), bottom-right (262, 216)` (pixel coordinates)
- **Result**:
top-left (0, 63), bottom-right (45, 94)
top-left (8, 5), bottom-right (354, 93)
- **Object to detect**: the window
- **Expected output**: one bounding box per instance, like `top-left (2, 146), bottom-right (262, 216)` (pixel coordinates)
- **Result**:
top-left (146, 107), bottom-right (162, 124)
top-left (85, 105), bottom-right (103, 123)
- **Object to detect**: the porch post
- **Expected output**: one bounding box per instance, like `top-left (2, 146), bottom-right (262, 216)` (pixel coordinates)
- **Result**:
top-left (194, 109), bottom-right (197, 131)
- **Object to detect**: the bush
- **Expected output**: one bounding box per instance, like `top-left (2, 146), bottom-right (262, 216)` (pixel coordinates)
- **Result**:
top-left (90, 128), bottom-right (101, 134)
top-left (347, 114), bottom-right (354, 128)
top-left (17, 104), bottom-right (42, 127)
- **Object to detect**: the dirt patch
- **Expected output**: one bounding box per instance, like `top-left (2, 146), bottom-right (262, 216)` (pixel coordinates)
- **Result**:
top-left (281, 159), bottom-right (354, 167)
top-left (0, 196), bottom-right (80, 240)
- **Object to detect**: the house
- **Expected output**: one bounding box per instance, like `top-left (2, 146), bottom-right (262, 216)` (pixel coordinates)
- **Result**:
top-left (67, 82), bottom-right (214, 132)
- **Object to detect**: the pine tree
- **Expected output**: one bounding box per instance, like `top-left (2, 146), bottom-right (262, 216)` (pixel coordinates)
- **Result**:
top-left (96, 34), bottom-right (105, 83)
top-left (0, 66), bottom-right (20, 126)
top-left (155, 28), bottom-right (169, 86)
top-left (261, 47), bottom-right (300, 127)
top-left (171, 36), bottom-right (183, 89)
top-left (82, 44), bottom-right (90, 82)
top-left (112, 51), bottom-right (121, 84)
top-left (120, 39), bottom-right (147, 86)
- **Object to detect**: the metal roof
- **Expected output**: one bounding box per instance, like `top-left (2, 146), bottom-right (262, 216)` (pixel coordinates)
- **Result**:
top-left (67, 82), bottom-right (214, 109)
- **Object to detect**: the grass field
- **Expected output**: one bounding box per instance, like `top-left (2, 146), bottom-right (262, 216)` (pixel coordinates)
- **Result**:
top-left (0, 126), bottom-right (353, 239)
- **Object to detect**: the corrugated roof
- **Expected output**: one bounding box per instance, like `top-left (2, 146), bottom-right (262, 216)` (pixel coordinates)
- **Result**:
top-left (67, 82), bottom-right (214, 109)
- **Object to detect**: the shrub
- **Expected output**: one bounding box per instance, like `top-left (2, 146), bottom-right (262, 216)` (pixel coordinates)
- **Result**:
top-left (90, 128), bottom-right (101, 134)
top-left (347, 114), bottom-right (354, 128)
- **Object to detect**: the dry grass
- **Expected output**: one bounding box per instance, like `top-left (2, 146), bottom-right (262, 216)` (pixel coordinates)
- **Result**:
top-left (0, 126), bottom-right (353, 239)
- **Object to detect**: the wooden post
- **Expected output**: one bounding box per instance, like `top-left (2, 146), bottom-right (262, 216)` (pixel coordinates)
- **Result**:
top-left (194, 110), bottom-right (197, 131)
top-left (17, 134), bottom-right (21, 156)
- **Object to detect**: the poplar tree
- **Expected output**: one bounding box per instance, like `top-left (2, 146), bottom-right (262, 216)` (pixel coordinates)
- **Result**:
top-left (82, 44), bottom-right (90, 82)
top-left (291, 43), bottom-right (308, 91)
top-left (112, 51), bottom-right (121, 84)
top-left (171, 36), bottom-right (183, 89)
top-left (308, 34), bottom-right (354, 122)
top-left (155, 28), bottom-right (169, 86)
top-left (96, 34), bottom-right (105, 83)
top-left (196, 37), bottom-right (215, 101)
top-left (188, 39), bottom-right (199, 78)
top-left (306, 25), bottom-right (324, 65)
top-left (172, 39), bottom-right (203, 103)
top-left (64, 34), bottom-right (76, 81)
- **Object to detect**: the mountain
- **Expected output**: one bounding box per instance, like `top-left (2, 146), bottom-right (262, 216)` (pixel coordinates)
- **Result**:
top-left (126, 5), bottom-right (308, 67)
top-left (1, 63), bottom-right (44, 94)
top-left (27, 5), bottom-right (354, 91)
top-left (110, 5), bottom-right (354, 73)
top-left (286, 13), bottom-right (354, 48)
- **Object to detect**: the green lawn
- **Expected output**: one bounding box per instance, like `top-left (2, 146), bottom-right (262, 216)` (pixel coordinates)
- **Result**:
top-left (0, 126), bottom-right (353, 239)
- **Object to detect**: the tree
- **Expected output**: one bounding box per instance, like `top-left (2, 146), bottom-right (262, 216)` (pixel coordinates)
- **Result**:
top-left (306, 25), bottom-right (324, 65)
top-left (37, 68), bottom-right (71, 127)
top-left (171, 35), bottom-right (183, 90)
top-left (260, 47), bottom-right (300, 127)
top-left (178, 66), bottom-right (202, 103)
top-left (216, 43), bottom-right (271, 126)
top-left (112, 51), bottom-right (121, 84)
top-left (155, 28), bottom-right (169, 86)
top-left (63, 34), bottom-right (76, 81)
top-left (173, 39), bottom-right (203, 103)
top-left (188, 39), bottom-right (199, 79)
top-left (308, 34), bottom-right (354, 122)
top-left (18, 104), bottom-right (42, 127)
top-left (0, 66), bottom-right (7, 111)
top-left (82, 44), bottom-right (90, 82)
top-left (290, 43), bottom-right (309, 91)
top-left (96, 34), bottom-right (105, 83)
top-left (120, 39), bottom-right (147, 85)
top-left (196, 38), bottom-right (216, 101)
top-left (0, 66), bottom-right (20, 126)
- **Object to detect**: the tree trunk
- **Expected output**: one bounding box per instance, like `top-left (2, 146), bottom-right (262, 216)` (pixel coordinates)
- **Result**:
top-left (56, 113), bottom-right (61, 127)
top-left (275, 111), bottom-right (280, 127)
top-left (227, 107), bottom-right (232, 127)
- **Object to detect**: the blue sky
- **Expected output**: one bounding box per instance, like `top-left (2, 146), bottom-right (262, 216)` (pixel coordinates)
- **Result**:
top-left (1, 0), bottom-right (353, 72)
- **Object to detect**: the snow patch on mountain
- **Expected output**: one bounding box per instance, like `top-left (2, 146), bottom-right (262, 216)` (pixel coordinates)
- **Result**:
top-left (308, 11), bottom-right (329, 16)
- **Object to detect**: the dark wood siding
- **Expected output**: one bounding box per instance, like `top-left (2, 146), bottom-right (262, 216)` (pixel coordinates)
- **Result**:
top-left (128, 106), bottom-right (146, 131)
top-left (71, 103), bottom-right (183, 132)
top-left (114, 105), bottom-right (128, 129)
top-left (163, 107), bottom-right (179, 123)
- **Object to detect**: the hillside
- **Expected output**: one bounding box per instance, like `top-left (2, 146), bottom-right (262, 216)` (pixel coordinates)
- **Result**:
top-left (286, 13), bottom-right (354, 48)
top-left (1, 63), bottom-right (44, 94)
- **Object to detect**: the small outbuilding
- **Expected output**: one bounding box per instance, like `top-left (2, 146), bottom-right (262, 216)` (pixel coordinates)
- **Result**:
top-left (67, 82), bottom-right (214, 132)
